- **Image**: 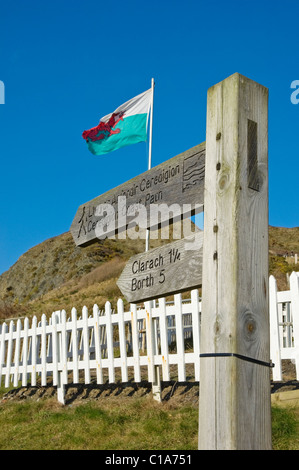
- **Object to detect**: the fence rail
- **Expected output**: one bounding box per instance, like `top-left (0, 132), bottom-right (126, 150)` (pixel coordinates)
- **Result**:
top-left (0, 273), bottom-right (298, 403)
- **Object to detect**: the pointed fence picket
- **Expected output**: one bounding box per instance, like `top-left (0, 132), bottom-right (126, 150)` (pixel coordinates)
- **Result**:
top-left (0, 274), bottom-right (298, 403)
top-left (270, 271), bottom-right (299, 381)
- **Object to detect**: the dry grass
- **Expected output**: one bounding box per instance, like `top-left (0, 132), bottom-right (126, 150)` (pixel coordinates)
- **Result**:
top-left (0, 225), bottom-right (297, 323)
top-left (78, 257), bottom-right (126, 289)
top-left (0, 301), bottom-right (26, 321)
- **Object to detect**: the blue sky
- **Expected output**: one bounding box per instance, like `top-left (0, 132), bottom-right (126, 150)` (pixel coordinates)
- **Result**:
top-left (0, 0), bottom-right (298, 275)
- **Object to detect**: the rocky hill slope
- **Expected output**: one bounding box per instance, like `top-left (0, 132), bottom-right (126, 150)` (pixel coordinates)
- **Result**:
top-left (0, 226), bottom-right (298, 320)
top-left (269, 226), bottom-right (299, 287)
top-left (0, 227), bottom-right (178, 319)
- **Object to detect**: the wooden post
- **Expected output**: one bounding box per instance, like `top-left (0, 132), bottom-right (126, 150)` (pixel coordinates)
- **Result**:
top-left (199, 73), bottom-right (271, 450)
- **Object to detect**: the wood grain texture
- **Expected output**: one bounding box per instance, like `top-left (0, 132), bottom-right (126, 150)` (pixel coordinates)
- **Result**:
top-left (70, 143), bottom-right (205, 246)
top-left (198, 73), bottom-right (270, 450)
top-left (117, 233), bottom-right (203, 303)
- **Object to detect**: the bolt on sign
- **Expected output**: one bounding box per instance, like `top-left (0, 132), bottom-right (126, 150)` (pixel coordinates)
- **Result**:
top-left (70, 143), bottom-right (205, 246)
top-left (117, 233), bottom-right (203, 303)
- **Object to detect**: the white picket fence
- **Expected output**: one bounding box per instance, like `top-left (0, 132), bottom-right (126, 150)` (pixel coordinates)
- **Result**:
top-left (270, 271), bottom-right (299, 381)
top-left (0, 291), bottom-right (201, 403)
top-left (0, 272), bottom-right (298, 403)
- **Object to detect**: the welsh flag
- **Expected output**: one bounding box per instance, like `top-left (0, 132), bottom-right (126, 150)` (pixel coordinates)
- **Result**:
top-left (82, 88), bottom-right (152, 155)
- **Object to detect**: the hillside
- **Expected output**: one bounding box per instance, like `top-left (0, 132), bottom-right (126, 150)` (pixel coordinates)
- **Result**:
top-left (0, 226), bottom-right (180, 319)
top-left (0, 225), bottom-right (298, 320)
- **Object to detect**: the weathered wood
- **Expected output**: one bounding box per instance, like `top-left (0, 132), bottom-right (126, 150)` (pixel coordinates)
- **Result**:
top-left (117, 233), bottom-right (203, 303)
top-left (247, 119), bottom-right (259, 190)
top-left (70, 143), bottom-right (205, 246)
top-left (198, 73), bottom-right (271, 450)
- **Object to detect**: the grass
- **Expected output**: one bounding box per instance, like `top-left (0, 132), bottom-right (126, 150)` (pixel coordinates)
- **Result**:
top-left (271, 405), bottom-right (299, 450)
top-left (0, 391), bottom-right (297, 450)
top-left (0, 397), bottom-right (198, 450)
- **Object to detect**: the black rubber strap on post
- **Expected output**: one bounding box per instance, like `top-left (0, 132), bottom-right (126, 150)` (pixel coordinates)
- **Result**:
top-left (199, 352), bottom-right (274, 368)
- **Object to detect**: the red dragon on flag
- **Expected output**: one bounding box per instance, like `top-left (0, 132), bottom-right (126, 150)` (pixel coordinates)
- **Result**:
top-left (82, 87), bottom-right (152, 155)
top-left (82, 112), bottom-right (125, 142)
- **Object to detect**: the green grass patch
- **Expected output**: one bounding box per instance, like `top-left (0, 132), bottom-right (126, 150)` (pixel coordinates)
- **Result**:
top-left (0, 396), bottom-right (297, 450)
top-left (271, 405), bottom-right (299, 450)
top-left (0, 398), bottom-right (198, 450)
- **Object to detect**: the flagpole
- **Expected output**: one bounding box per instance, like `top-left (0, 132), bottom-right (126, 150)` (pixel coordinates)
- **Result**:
top-left (145, 78), bottom-right (154, 252)
top-left (148, 77), bottom-right (154, 171)
top-left (145, 78), bottom-right (161, 402)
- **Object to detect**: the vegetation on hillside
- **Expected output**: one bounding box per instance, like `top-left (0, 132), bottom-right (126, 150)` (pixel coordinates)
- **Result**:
top-left (0, 225), bottom-right (298, 321)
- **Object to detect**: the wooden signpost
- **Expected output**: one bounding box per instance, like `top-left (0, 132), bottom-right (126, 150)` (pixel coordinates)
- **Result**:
top-left (70, 72), bottom-right (271, 450)
top-left (70, 143), bottom-right (205, 246)
top-left (198, 73), bottom-right (271, 450)
top-left (117, 233), bottom-right (203, 303)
